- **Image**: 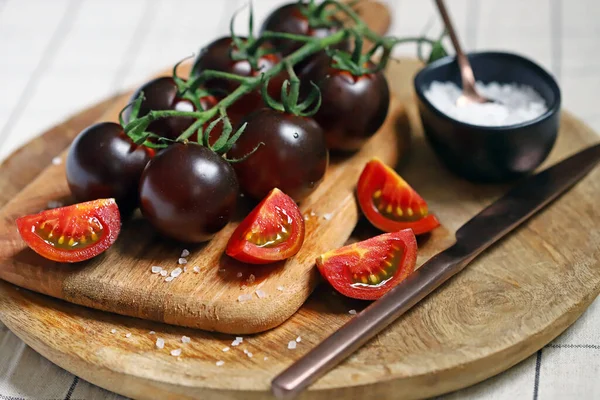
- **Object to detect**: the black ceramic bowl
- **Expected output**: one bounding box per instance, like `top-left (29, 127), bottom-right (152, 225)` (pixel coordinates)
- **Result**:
top-left (414, 51), bottom-right (561, 182)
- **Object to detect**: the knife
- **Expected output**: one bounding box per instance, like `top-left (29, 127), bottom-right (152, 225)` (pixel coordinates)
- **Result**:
top-left (271, 143), bottom-right (600, 399)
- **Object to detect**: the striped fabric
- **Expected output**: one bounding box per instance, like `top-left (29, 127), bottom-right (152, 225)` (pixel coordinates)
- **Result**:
top-left (0, 0), bottom-right (599, 399)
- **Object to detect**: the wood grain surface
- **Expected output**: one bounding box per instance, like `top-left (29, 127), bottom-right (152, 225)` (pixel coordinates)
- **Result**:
top-left (0, 58), bottom-right (599, 400)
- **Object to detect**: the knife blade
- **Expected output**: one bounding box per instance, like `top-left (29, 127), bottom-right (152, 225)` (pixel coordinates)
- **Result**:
top-left (271, 143), bottom-right (600, 399)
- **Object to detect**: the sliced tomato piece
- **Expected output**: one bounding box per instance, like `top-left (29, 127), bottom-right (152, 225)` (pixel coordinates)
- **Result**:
top-left (16, 198), bottom-right (121, 263)
top-left (226, 188), bottom-right (305, 264)
top-left (316, 230), bottom-right (417, 300)
top-left (357, 158), bottom-right (440, 235)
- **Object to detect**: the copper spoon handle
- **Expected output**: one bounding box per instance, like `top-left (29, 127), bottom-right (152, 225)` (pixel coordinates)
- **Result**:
top-left (434, 0), bottom-right (480, 100)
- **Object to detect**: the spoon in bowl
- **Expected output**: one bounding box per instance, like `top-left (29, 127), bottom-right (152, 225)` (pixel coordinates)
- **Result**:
top-left (434, 0), bottom-right (493, 106)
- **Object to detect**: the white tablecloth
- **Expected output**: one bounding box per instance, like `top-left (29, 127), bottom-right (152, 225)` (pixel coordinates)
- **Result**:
top-left (1, 0), bottom-right (599, 399)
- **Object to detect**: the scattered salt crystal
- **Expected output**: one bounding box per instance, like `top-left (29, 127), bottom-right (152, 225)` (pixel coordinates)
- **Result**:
top-left (110, 329), bottom-right (117, 334)
top-left (236, 272), bottom-right (243, 278)
top-left (240, 284), bottom-right (248, 290)
top-left (243, 349), bottom-right (248, 354)
top-left (349, 309), bottom-right (357, 315)
top-left (151, 266), bottom-right (162, 274)
top-left (156, 338), bottom-right (165, 349)
top-left (236, 337), bottom-right (243, 342)
top-left (277, 286), bottom-right (285, 292)
top-left (171, 348), bottom-right (182, 357)
top-left (323, 213), bottom-right (333, 221)
top-left (149, 331), bottom-right (155, 335)
top-left (424, 81), bottom-right (548, 127)
top-left (193, 266), bottom-right (201, 273)
top-left (160, 270), bottom-right (168, 277)
top-left (296, 336), bottom-right (302, 343)
top-left (47, 200), bottom-right (63, 209)
top-left (247, 352), bottom-right (253, 358)
top-left (171, 267), bottom-right (183, 278)
top-left (288, 341), bottom-right (297, 350)
top-left (181, 336), bottom-right (191, 344)
top-left (247, 274), bottom-right (256, 284)
top-left (264, 356), bottom-right (269, 361)
top-left (310, 211), bottom-right (316, 216)
top-left (255, 290), bottom-right (267, 299)
top-left (165, 276), bottom-right (174, 282)
top-left (52, 156), bottom-right (62, 165)
top-left (216, 360), bottom-right (225, 366)
top-left (231, 340), bottom-right (241, 347)
top-left (219, 268), bottom-right (227, 273)
top-left (240, 193), bottom-right (245, 197)
top-left (183, 266), bottom-right (188, 272)
top-left (237, 294), bottom-right (253, 302)
top-left (125, 333), bottom-right (131, 338)
top-left (303, 215), bottom-right (309, 221)
top-left (222, 347), bottom-right (230, 352)
top-left (178, 258), bottom-right (188, 265)
top-left (180, 249), bottom-right (190, 258)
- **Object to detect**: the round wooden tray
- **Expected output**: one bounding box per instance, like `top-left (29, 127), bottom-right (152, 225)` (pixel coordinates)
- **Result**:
top-left (1, 60), bottom-right (599, 400)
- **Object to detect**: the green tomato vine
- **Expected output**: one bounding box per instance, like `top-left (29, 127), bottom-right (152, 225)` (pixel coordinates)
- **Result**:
top-left (122, 0), bottom-right (448, 151)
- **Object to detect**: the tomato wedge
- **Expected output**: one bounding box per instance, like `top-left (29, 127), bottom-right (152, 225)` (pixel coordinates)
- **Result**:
top-left (357, 158), bottom-right (440, 235)
top-left (16, 198), bottom-right (121, 263)
top-left (226, 188), bottom-right (305, 264)
top-left (316, 230), bottom-right (417, 300)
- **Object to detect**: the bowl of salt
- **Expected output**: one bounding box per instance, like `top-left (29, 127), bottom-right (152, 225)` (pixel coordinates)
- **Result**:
top-left (414, 51), bottom-right (561, 182)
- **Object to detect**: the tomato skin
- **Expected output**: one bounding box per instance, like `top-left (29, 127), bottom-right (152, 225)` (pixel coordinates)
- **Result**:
top-left (66, 122), bottom-right (153, 215)
top-left (302, 59), bottom-right (390, 151)
top-left (316, 230), bottom-right (417, 300)
top-left (357, 158), bottom-right (440, 235)
top-left (139, 143), bottom-right (239, 243)
top-left (16, 199), bottom-right (121, 263)
top-left (227, 109), bottom-right (329, 202)
top-left (226, 188), bottom-right (305, 264)
top-left (191, 37), bottom-right (288, 124)
top-left (260, 3), bottom-right (350, 73)
top-left (124, 77), bottom-right (217, 140)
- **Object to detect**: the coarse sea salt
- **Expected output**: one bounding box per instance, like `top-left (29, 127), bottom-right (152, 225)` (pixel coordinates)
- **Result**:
top-left (180, 249), bottom-right (190, 258)
top-left (247, 274), bottom-right (256, 284)
top-left (288, 341), bottom-right (297, 350)
top-left (236, 272), bottom-right (243, 278)
top-left (348, 309), bottom-right (357, 315)
top-left (255, 290), bottom-right (267, 299)
top-left (238, 294), bottom-right (253, 302)
top-left (52, 157), bottom-right (62, 165)
top-left (193, 266), bottom-right (201, 273)
top-left (178, 258), bottom-right (188, 265)
top-left (149, 331), bottom-right (156, 335)
top-left (296, 336), bottom-right (302, 343)
top-left (216, 360), bottom-right (225, 366)
top-left (264, 356), bottom-right (269, 361)
top-left (110, 329), bottom-right (117, 334)
top-left (151, 266), bottom-right (162, 274)
top-left (47, 200), bottom-right (63, 209)
top-left (171, 267), bottom-right (183, 278)
top-left (160, 270), bottom-right (168, 277)
top-left (424, 81), bottom-right (548, 127)
top-left (165, 276), bottom-right (174, 282)
top-left (125, 332), bottom-right (132, 338)
top-left (323, 213), bottom-right (333, 221)
top-left (277, 286), bottom-right (285, 292)
top-left (156, 338), bottom-right (165, 349)
top-left (171, 348), bottom-right (182, 357)
top-left (222, 347), bottom-right (230, 352)
top-left (181, 336), bottom-right (191, 344)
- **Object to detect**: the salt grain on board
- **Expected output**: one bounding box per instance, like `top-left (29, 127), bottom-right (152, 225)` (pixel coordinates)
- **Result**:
top-left (296, 336), bottom-right (302, 342)
top-left (151, 266), bottom-right (162, 274)
top-left (231, 340), bottom-right (241, 347)
top-left (149, 331), bottom-right (156, 335)
top-left (171, 267), bottom-right (183, 278)
top-left (247, 352), bottom-right (253, 358)
top-left (222, 347), bottom-right (230, 352)
top-left (247, 274), bottom-right (256, 284)
top-left (255, 290), bottom-right (267, 299)
top-left (288, 341), bottom-right (297, 350)
top-left (349, 309), bottom-right (357, 315)
top-left (110, 329), bottom-right (117, 334)
top-left (183, 266), bottom-right (188, 272)
top-left (243, 349), bottom-right (248, 354)
top-left (193, 266), bottom-right (201, 273)
top-left (165, 276), bottom-right (174, 282)
top-left (160, 270), bottom-right (168, 277)
top-left (216, 360), bottom-right (225, 366)
top-left (47, 200), bottom-right (63, 209)
top-left (181, 336), bottom-right (191, 344)
top-left (180, 249), bottom-right (190, 258)
top-left (236, 337), bottom-right (243, 342)
top-left (52, 156), bottom-right (62, 165)
top-left (236, 272), bottom-right (243, 278)
top-left (323, 213), bottom-right (333, 220)
top-left (171, 348), bottom-right (182, 357)
top-left (178, 258), bottom-right (188, 265)
top-left (156, 338), bottom-right (165, 349)
top-left (125, 333), bottom-right (131, 338)
top-left (264, 357), bottom-right (269, 361)
top-left (277, 286), bottom-right (285, 292)
top-left (238, 294), bottom-right (253, 302)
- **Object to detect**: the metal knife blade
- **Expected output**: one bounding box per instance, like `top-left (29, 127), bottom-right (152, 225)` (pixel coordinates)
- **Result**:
top-left (271, 143), bottom-right (600, 399)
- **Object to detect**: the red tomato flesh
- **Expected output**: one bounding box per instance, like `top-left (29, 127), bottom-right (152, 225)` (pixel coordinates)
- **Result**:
top-left (226, 188), bottom-right (305, 264)
top-left (316, 230), bottom-right (417, 300)
top-left (16, 198), bottom-right (121, 263)
top-left (357, 158), bottom-right (440, 235)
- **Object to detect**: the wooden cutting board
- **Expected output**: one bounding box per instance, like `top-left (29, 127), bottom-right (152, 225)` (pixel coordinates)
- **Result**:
top-left (1, 58), bottom-right (600, 400)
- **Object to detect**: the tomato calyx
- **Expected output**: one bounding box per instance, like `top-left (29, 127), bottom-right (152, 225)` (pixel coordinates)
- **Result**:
top-left (226, 188), bottom-right (305, 264)
top-left (262, 62), bottom-right (322, 117)
top-left (357, 158), bottom-right (440, 235)
top-left (16, 199), bottom-right (121, 263)
top-left (317, 230), bottom-right (417, 300)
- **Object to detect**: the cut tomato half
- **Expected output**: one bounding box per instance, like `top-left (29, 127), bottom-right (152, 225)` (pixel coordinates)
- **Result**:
top-left (316, 230), bottom-right (417, 300)
top-left (357, 158), bottom-right (440, 235)
top-left (226, 188), bottom-right (305, 264)
top-left (16, 198), bottom-right (121, 263)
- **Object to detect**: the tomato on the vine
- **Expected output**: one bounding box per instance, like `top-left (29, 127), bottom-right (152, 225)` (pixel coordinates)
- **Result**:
top-left (357, 158), bottom-right (440, 235)
top-left (16, 199), bottom-right (121, 263)
top-left (226, 188), bottom-right (305, 264)
top-left (228, 108), bottom-right (329, 202)
top-left (316, 230), bottom-right (417, 300)
top-left (191, 37), bottom-right (288, 123)
top-left (302, 58), bottom-right (390, 151)
top-left (124, 77), bottom-right (218, 140)
top-left (66, 122), bottom-right (153, 215)
top-left (260, 3), bottom-right (350, 73)
top-left (139, 143), bottom-right (239, 243)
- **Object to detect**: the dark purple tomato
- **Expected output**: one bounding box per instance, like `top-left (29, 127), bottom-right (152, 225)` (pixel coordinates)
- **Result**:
top-left (259, 2), bottom-right (351, 74)
top-left (66, 122), bottom-right (153, 215)
top-left (190, 37), bottom-right (288, 124)
top-left (228, 109), bottom-right (329, 202)
top-left (124, 77), bottom-right (218, 140)
top-left (139, 143), bottom-right (239, 243)
top-left (303, 59), bottom-right (390, 151)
